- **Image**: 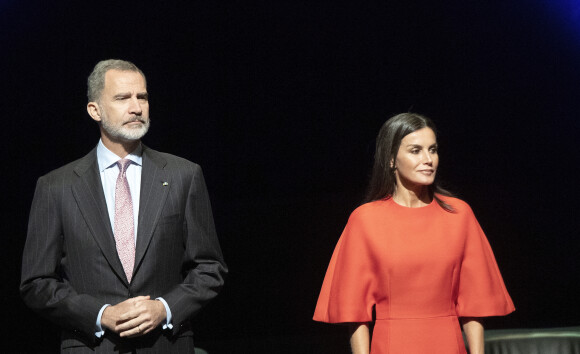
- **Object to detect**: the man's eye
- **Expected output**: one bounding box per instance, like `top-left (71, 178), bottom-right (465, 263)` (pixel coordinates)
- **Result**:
top-left (411, 149), bottom-right (420, 154)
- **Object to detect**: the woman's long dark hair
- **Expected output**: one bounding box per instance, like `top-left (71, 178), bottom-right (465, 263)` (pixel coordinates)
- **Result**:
top-left (363, 113), bottom-right (454, 211)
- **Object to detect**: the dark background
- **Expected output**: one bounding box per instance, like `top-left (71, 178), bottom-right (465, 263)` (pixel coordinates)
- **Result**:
top-left (2, 1), bottom-right (579, 353)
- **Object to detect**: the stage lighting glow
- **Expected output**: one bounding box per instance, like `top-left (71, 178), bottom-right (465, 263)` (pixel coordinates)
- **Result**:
top-left (552, 0), bottom-right (580, 32)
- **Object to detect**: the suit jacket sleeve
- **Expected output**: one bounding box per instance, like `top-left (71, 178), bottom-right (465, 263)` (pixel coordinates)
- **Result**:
top-left (160, 164), bottom-right (227, 335)
top-left (20, 176), bottom-right (103, 341)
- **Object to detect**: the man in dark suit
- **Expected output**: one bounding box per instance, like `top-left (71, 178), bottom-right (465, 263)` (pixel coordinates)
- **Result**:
top-left (20, 59), bottom-right (227, 353)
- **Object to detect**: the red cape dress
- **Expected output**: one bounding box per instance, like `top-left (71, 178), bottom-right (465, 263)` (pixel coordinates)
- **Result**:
top-left (313, 196), bottom-right (515, 354)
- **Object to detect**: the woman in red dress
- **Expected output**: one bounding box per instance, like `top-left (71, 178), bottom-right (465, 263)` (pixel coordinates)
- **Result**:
top-left (313, 113), bottom-right (514, 354)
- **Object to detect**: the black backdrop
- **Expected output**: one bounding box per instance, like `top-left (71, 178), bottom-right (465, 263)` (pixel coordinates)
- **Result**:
top-left (2, 1), bottom-right (579, 353)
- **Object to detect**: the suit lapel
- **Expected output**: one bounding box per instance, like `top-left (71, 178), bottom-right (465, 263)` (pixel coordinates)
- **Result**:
top-left (71, 148), bottom-right (128, 284)
top-left (134, 146), bottom-right (171, 274)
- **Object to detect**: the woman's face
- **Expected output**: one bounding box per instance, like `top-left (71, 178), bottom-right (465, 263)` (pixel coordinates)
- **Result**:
top-left (393, 127), bottom-right (439, 189)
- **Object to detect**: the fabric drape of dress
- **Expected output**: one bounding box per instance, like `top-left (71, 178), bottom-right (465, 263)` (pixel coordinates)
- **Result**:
top-left (313, 195), bottom-right (515, 354)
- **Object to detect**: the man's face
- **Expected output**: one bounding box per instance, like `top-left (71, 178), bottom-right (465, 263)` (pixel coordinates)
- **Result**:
top-left (97, 69), bottom-right (150, 142)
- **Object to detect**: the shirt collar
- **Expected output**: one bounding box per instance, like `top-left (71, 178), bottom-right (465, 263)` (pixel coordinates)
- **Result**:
top-left (97, 139), bottom-right (143, 172)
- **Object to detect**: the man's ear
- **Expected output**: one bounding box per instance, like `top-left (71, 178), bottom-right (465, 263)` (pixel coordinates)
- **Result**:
top-left (87, 102), bottom-right (102, 122)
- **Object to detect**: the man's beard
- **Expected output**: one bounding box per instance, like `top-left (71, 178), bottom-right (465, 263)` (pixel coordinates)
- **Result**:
top-left (100, 111), bottom-right (150, 142)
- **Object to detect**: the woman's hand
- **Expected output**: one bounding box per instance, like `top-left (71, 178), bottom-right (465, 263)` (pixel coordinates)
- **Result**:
top-left (461, 317), bottom-right (484, 354)
top-left (349, 323), bottom-right (370, 354)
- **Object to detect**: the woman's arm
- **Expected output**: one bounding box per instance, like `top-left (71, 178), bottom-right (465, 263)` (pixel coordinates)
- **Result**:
top-left (461, 317), bottom-right (484, 354)
top-left (348, 323), bottom-right (370, 354)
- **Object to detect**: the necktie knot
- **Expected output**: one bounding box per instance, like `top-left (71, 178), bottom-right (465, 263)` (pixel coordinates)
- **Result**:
top-left (117, 159), bottom-right (132, 176)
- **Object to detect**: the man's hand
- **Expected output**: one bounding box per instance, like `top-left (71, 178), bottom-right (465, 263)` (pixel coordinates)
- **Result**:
top-left (101, 296), bottom-right (151, 332)
top-left (101, 296), bottom-right (167, 337)
top-left (116, 298), bottom-right (167, 337)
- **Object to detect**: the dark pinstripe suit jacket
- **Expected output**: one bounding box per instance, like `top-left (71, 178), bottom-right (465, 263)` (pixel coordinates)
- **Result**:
top-left (20, 145), bottom-right (227, 353)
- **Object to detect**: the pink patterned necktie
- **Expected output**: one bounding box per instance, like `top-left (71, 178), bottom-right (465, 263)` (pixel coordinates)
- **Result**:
top-left (114, 159), bottom-right (135, 283)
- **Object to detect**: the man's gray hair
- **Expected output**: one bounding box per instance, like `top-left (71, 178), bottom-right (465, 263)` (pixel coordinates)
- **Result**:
top-left (87, 59), bottom-right (146, 102)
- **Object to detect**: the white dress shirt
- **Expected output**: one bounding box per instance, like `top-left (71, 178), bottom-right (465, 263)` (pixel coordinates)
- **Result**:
top-left (97, 140), bottom-right (142, 239)
top-left (94, 140), bottom-right (172, 337)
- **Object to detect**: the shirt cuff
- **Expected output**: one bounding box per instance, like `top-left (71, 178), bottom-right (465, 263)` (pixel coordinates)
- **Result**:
top-left (156, 297), bottom-right (173, 330)
top-left (95, 304), bottom-right (111, 338)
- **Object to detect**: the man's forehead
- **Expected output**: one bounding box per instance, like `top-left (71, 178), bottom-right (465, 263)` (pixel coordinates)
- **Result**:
top-left (104, 69), bottom-right (146, 90)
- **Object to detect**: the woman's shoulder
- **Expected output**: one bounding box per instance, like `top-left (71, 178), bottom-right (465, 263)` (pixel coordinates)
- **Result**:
top-left (354, 198), bottom-right (391, 211)
top-left (436, 194), bottom-right (475, 215)
top-left (348, 199), bottom-right (391, 221)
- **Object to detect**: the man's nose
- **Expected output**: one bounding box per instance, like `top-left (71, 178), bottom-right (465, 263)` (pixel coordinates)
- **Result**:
top-left (128, 97), bottom-right (143, 115)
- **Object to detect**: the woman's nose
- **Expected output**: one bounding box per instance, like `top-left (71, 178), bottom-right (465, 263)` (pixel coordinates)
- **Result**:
top-left (423, 151), bottom-right (433, 164)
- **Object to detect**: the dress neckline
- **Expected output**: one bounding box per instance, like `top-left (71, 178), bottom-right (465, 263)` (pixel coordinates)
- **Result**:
top-left (386, 196), bottom-right (437, 210)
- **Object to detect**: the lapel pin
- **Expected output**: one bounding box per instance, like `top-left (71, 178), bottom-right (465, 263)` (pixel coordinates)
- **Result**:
top-left (162, 182), bottom-right (169, 186)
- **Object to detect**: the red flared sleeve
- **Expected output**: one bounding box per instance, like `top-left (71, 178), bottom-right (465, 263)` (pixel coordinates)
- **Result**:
top-left (313, 208), bottom-right (378, 323)
top-left (455, 205), bottom-right (515, 317)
